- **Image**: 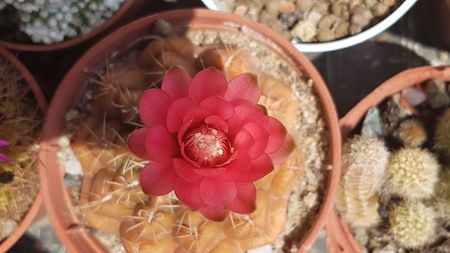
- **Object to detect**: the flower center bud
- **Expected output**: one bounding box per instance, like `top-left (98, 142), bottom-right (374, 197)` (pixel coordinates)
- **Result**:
top-left (183, 124), bottom-right (232, 167)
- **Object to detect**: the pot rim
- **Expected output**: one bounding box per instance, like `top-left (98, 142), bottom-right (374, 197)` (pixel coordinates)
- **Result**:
top-left (39, 8), bottom-right (341, 253)
top-left (201, 0), bottom-right (418, 53)
top-left (326, 65), bottom-right (450, 253)
top-left (0, 46), bottom-right (47, 252)
top-left (0, 0), bottom-right (137, 52)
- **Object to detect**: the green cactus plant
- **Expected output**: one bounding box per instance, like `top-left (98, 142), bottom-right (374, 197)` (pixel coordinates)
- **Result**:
top-left (336, 135), bottom-right (389, 227)
top-left (395, 118), bottom-right (427, 148)
top-left (434, 108), bottom-right (450, 157)
top-left (384, 148), bottom-right (440, 200)
top-left (389, 201), bottom-right (436, 249)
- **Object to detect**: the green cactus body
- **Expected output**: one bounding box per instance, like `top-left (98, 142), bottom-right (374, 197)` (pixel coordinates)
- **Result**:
top-left (389, 201), bottom-right (436, 249)
top-left (336, 135), bottom-right (389, 227)
top-left (385, 148), bottom-right (440, 200)
top-left (434, 108), bottom-right (450, 156)
top-left (395, 118), bottom-right (427, 148)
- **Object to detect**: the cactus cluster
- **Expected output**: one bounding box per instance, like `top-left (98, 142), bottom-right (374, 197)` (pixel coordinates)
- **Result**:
top-left (0, 0), bottom-right (124, 44)
top-left (336, 135), bottom-right (389, 227)
top-left (67, 35), bottom-right (305, 252)
top-left (0, 56), bottom-right (42, 241)
top-left (434, 108), bottom-right (450, 157)
top-left (389, 201), bottom-right (436, 249)
top-left (384, 147), bottom-right (440, 200)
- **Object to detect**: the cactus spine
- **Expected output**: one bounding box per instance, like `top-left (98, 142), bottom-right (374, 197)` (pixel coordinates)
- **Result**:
top-left (384, 148), bottom-right (440, 200)
top-left (395, 118), bottom-right (427, 148)
top-left (389, 201), bottom-right (436, 249)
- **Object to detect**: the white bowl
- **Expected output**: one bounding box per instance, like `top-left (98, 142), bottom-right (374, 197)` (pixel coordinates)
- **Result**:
top-left (201, 0), bottom-right (418, 53)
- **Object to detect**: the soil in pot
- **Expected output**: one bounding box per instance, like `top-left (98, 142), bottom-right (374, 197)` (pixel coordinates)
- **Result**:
top-left (0, 54), bottom-right (43, 243)
top-left (215, 0), bottom-right (403, 43)
top-left (0, 0), bottom-right (125, 45)
top-left (56, 16), bottom-right (333, 253)
top-left (336, 77), bottom-right (450, 253)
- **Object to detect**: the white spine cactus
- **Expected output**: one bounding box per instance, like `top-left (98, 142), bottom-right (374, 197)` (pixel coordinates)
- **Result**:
top-left (384, 148), bottom-right (440, 200)
top-left (389, 201), bottom-right (436, 249)
top-left (336, 135), bottom-right (389, 227)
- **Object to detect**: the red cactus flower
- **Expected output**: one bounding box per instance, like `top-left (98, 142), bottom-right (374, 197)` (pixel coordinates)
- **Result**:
top-left (128, 66), bottom-right (292, 221)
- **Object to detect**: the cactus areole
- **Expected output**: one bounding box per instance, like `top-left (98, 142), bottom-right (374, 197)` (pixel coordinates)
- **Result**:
top-left (128, 66), bottom-right (292, 221)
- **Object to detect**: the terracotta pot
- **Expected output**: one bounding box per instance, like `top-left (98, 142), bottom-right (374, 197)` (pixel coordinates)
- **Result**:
top-left (39, 9), bottom-right (341, 253)
top-left (0, 0), bottom-right (142, 52)
top-left (0, 46), bottom-right (47, 252)
top-left (325, 65), bottom-right (450, 253)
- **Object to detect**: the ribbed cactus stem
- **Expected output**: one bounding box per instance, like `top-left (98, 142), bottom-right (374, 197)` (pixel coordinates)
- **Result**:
top-left (336, 135), bottom-right (389, 227)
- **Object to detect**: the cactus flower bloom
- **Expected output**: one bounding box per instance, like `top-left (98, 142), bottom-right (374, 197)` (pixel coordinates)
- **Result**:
top-left (128, 66), bottom-right (291, 221)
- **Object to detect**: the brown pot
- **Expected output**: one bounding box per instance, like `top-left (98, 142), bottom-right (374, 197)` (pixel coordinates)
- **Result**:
top-left (0, 0), bottom-right (142, 52)
top-left (0, 46), bottom-right (47, 252)
top-left (39, 9), bottom-right (341, 253)
top-left (325, 65), bottom-right (450, 253)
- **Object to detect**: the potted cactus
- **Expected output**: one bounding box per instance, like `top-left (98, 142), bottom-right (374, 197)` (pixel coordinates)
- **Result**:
top-left (39, 9), bottom-right (341, 253)
top-left (0, 47), bottom-right (46, 252)
top-left (0, 0), bottom-right (142, 51)
top-left (326, 66), bottom-right (450, 253)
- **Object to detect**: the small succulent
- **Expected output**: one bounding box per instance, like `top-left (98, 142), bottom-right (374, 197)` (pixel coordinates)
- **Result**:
top-left (384, 148), bottom-right (440, 200)
top-left (434, 168), bottom-right (450, 222)
top-left (389, 201), bottom-right (436, 249)
top-left (1, 0), bottom-right (125, 44)
top-left (336, 135), bottom-right (389, 227)
top-left (395, 118), bottom-right (427, 148)
top-left (434, 108), bottom-right (450, 157)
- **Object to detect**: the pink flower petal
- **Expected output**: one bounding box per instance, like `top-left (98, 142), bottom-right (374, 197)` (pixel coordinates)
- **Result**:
top-left (146, 125), bottom-right (178, 162)
top-left (166, 98), bottom-right (194, 133)
top-left (138, 89), bottom-right (171, 127)
top-left (204, 115), bottom-right (228, 132)
top-left (222, 155), bottom-right (252, 181)
top-left (189, 67), bottom-right (227, 104)
top-left (0, 154), bottom-right (10, 162)
top-left (173, 159), bottom-right (202, 182)
top-left (227, 102), bottom-right (264, 136)
top-left (199, 206), bottom-right (228, 221)
top-left (161, 66), bottom-right (191, 100)
top-left (193, 167), bottom-right (226, 177)
top-left (233, 129), bottom-right (255, 154)
top-left (127, 128), bottom-right (149, 160)
top-left (173, 177), bottom-right (203, 210)
top-left (199, 179), bottom-right (237, 207)
top-left (249, 153), bottom-right (274, 181)
top-left (227, 182), bottom-right (256, 214)
top-left (269, 135), bottom-right (295, 165)
top-left (263, 116), bottom-right (287, 154)
top-left (0, 140), bottom-right (10, 147)
top-left (242, 122), bottom-right (269, 159)
top-left (224, 73), bottom-right (260, 105)
top-left (140, 161), bottom-right (175, 196)
top-left (200, 96), bottom-right (234, 120)
top-left (182, 107), bottom-right (211, 126)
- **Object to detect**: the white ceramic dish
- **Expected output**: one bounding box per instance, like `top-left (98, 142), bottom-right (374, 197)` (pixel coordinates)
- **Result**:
top-left (201, 0), bottom-right (418, 53)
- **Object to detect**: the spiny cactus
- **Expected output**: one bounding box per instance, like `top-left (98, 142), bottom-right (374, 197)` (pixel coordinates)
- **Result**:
top-left (384, 148), bottom-right (440, 200)
top-left (1, 0), bottom-right (125, 44)
top-left (336, 135), bottom-right (389, 227)
top-left (434, 108), bottom-right (450, 157)
top-left (389, 201), bottom-right (436, 249)
top-left (434, 168), bottom-right (450, 222)
top-left (395, 118), bottom-right (427, 148)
